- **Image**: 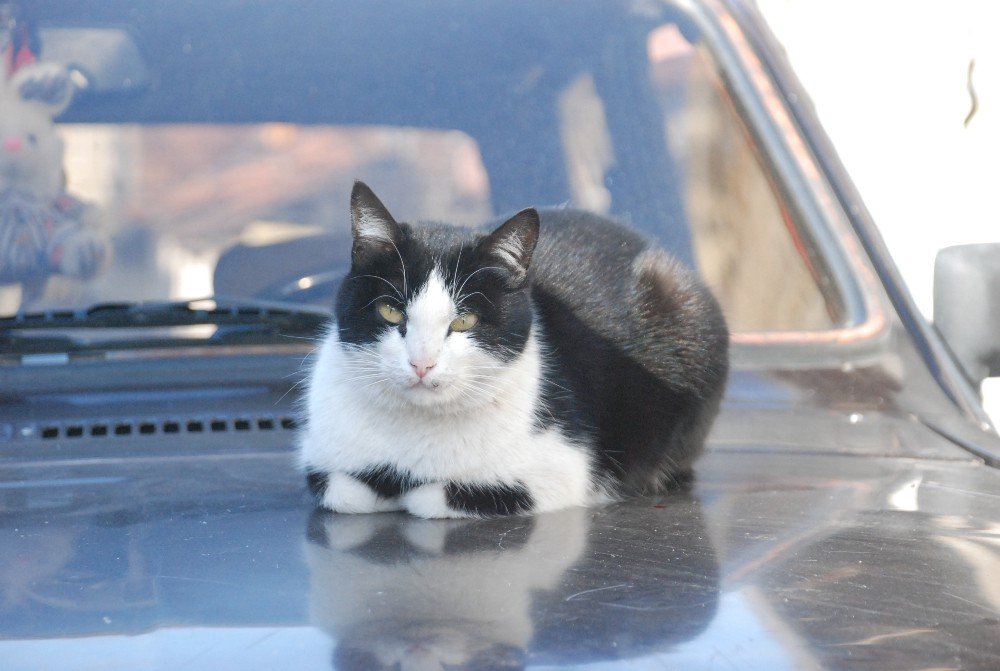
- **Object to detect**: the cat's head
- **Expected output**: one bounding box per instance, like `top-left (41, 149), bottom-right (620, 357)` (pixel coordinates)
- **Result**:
top-left (333, 182), bottom-right (539, 409)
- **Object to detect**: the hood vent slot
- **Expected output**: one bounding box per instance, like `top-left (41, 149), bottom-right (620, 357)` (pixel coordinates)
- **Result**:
top-left (30, 415), bottom-right (298, 441)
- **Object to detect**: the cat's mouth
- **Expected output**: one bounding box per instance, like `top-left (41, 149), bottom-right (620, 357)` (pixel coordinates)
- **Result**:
top-left (398, 380), bottom-right (452, 407)
top-left (408, 379), bottom-right (442, 391)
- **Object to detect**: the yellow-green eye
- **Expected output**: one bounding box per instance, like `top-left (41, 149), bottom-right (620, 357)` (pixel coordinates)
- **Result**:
top-left (377, 302), bottom-right (404, 325)
top-left (449, 313), bottom-right (479, 332)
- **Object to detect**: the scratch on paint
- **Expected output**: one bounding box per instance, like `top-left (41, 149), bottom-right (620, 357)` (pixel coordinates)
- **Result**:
top-left (158, 574), bottom-right (238, 587)
top-left (942, 591), bottom-right (994, 614)
top-left (834, 628), bottom-right (936, 646)
top-left (564, 583), bottom-right (629, 601)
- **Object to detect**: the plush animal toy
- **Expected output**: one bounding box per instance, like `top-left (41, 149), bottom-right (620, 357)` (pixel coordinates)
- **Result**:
top-left (0, 59), bottom-right (108, 306)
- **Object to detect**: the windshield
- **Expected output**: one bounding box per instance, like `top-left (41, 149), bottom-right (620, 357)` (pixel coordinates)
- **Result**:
top-left (5, 0), bottom-right (843, 341)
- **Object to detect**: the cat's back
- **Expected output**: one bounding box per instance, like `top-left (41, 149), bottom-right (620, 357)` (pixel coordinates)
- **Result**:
top-left (528, 208), bottom-right (726, 354)
top-left (530, 209), bottom-right (651, 305)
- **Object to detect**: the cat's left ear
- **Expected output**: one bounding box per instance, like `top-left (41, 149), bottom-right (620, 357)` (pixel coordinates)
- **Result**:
top-left (478, 208), bottom-right (540, 287)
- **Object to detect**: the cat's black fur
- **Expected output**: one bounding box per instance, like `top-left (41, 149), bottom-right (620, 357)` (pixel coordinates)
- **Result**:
top-left (528, 212), bottom-right (730, 491)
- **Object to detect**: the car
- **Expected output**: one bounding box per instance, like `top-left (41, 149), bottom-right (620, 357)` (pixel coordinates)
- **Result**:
top-left (3, 1), bottom-right (1000, 669)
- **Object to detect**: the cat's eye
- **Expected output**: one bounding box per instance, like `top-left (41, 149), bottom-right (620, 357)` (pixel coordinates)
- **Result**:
top-left (449, 313), bottom-right (479, 332)
top-left (377, 302), bottom-right (404, 325)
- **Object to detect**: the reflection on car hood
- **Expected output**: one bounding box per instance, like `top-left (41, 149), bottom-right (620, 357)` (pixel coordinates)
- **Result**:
top-left (2, 407), bottom-right (999, 670)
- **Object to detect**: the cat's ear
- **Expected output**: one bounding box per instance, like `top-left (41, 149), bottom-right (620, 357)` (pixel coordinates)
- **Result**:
top-left (350, 181), bottom-right (402, 264)
top-left (478, 208), bottom-right (540, 287)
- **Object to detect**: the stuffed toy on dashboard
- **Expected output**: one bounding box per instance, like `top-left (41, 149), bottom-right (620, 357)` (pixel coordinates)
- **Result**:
top-left (0, 56), bottom-right (108, 307)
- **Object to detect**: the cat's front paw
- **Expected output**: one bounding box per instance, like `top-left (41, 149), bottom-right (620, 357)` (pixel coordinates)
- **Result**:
top-left (402, 481), bottom-right (536, 518)
top-left (402, 483), bottom-right (470, 519)
top-left (313, 471), bottom-right (397, 514)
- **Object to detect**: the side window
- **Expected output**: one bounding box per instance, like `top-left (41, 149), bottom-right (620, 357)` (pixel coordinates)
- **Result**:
top-left (649, 25), bottom-right (837, 332)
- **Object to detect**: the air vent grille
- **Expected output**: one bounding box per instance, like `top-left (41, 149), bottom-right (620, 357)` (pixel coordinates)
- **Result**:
top-left (18, 415), bottom-right (298, 442)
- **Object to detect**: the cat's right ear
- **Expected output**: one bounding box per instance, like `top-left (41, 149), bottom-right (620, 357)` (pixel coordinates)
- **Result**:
top-left (350, 181), bottom-right (402, 265)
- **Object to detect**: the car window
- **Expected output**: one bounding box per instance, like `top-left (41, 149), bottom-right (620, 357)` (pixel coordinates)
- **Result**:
top-left (6, 1), bottom-right (845, 339)
top-left (49, 124), bottom-right (492, 309)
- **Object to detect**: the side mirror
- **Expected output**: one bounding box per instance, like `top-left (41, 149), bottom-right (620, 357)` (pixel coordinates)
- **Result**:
top-left (934, 243), bottom-right (1000, 386)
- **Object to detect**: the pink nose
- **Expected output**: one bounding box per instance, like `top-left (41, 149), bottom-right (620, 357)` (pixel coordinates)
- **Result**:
top-left (410, 361), bottom-right (436, 379)
top-left (3, 137), bottom-right (23, 153)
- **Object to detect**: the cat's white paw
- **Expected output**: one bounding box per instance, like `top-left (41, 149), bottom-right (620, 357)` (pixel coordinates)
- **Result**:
top-left (402, 483), bottom-right (468, 519)
top-left (321, 472), bottom-right (381, 514)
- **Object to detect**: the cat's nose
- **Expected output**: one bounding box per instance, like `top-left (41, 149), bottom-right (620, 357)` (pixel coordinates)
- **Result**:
top-left (409, 360), bottom-right (436, 379)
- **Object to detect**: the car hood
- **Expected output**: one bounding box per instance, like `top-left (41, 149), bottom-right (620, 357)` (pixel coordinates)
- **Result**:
top-left (3, 398), bottom-right (1000, 670)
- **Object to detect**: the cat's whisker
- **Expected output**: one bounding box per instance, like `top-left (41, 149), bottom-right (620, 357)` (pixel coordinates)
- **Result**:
top-left (346, 354), bottom-right (381, 362)
top-left (454, 265), bottom-right (504, 299)
top-left (340, 342), bottom-right (382, 353)
top-left (466, 375), bottom-right (507, 388)
top-left (341, 348), bottom-right (382, 360)
top-left (466, 385), bottom-right (503, 401)
top-left (464, 372), bottom-right (503, 381)
top-left (278, 333), bottom-right (323, 343)
top-left (459, 386), bottom-right (497, 405)
top-left (343, 367), bottom-right (383, 376)
top-left (603, 452), bottom-right (625, 474)
top-left (463, 371), bottom-right (505, 383)
top-left (357, 378), bottom-right (392, 392)
top-left (538, 375), bottom-right (573, 394)
top-left (279, 349), bottom-right (320, 379)
top-left (342, 367), bottom-right (386, 377)
top-left (346, 367), bottom-right (385, 376)
top-left (462, 380), bottom-right (505, 399)
top-left (352, 274), bottom-right (403, 299)
top-left (450, 247), bottom-right (464, 301)
top-left (464, 380), bottom-right (506, 397)
top-left (341, 356), bottom-right (383, 366)
top-left (275, 377), bottom-right (309, 405)
top-left (340, 345), bottom-right (380, 356)
top-left (463, 375), bottom-right (504, 388)
top-left (340, 373), bottom-right (392, 384)
top-left (360, 294), bottom-right (402, 311)
top-left (456, 290), bottom-right (493, 308)
top-left (386, 239), bottom-right (408, 296)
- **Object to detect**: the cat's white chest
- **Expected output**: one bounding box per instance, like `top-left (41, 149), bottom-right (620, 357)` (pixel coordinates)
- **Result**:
top-left (298, 327), bottom-right (596, 515)
top-left (303, 331), bottom-right (553, 476)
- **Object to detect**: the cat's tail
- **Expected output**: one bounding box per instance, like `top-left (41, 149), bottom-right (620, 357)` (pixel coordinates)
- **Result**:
top-left (621, 248), bottom-right (730, 492)
top-left (630, 248), bottom-right (729, 397)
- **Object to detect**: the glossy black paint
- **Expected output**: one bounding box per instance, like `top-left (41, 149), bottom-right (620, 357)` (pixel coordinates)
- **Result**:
top-left (3, 370), bottom-right (1000, 669)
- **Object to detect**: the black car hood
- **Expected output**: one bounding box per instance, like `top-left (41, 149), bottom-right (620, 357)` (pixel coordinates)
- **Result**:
top-left (3, 390), bottom-right (1000, 670)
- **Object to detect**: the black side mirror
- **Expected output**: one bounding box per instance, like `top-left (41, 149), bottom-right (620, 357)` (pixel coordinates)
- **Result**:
top-left (934, 243), bottom-right (1000, 386)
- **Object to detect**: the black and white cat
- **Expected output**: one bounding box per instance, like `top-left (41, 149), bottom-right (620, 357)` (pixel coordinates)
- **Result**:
top-left (298, 182), bottom-right (728, 518)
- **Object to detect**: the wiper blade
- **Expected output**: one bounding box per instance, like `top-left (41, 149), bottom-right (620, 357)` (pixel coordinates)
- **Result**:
top-left (2, 297), bottom-right (329, 330)
top-left (0, 297), bottom-right (329, 355)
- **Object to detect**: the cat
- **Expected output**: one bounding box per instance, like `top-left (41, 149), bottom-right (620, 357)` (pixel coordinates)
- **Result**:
top-left (298, 181), bottom-right (728, 518)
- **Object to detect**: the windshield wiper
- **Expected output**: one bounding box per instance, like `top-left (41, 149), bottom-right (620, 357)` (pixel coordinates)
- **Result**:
top-left (0, 297), bottom-right (329, 356)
